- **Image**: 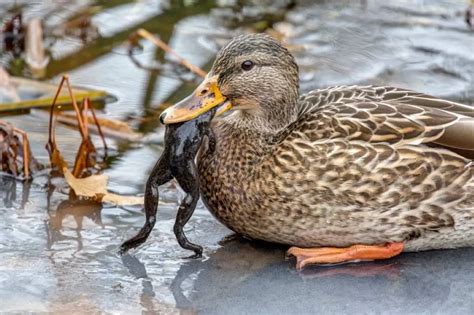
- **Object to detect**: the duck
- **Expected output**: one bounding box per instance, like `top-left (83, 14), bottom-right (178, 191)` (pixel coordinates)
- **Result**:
top-left (160, 33), bottom-right (474, 269)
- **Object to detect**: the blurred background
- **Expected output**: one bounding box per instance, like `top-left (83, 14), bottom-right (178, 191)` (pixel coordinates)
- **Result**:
top-left (0, 0), bottom-right (473, 313)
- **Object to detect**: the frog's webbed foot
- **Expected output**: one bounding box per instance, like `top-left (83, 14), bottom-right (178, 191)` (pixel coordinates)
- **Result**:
top-left (119, 217), bottom-right (156, 255)
top-left (119, 158), bottom-right (171, 255)
top-left (175, 223), bottom-right (203, 258)
top-left (173, 160), bottom-right (203, 258)
top-left (119, 236), bottom-right (145, 255)
top-left (182, 246), bottom-right (203, 259)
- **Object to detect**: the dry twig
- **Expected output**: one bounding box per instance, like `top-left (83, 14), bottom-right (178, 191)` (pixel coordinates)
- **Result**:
top-left (46, 75), bottom-right (107, 176)
top-left (0, 120), bottom-right (41, 179)
top-left (134, 28), bottom-right (207, 78)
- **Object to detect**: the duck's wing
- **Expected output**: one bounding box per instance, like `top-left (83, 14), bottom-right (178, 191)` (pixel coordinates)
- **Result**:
top-left (294, 86), bottom-right (474, 157)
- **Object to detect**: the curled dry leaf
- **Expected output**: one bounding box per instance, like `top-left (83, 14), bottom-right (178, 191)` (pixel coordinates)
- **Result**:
top-left (54, 144), bottom-right (143, 206)
top-left (0, 120), bottom-right (42, 179)
top-left (102, 192), bottom-right (144, 206)
top-left (46, 75), bottom-right (143, 206)
top-left (64, 167), bottom-right (107, 197)
top-left (64, 167), bottom-right (144, 206)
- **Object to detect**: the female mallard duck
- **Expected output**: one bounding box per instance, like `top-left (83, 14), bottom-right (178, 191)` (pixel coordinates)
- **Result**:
top-left (160, 33), bottom-right (474, 269)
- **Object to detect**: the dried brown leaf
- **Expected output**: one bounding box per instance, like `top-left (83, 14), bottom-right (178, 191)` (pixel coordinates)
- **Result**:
top-left (64, 167), bottom-right (144, 206)
top-left (51, 147), bottom-right (68, 172)
top-left (64, 168), bottom-right (107, 197)
top-left (102, 193), bottom-right (144, 206)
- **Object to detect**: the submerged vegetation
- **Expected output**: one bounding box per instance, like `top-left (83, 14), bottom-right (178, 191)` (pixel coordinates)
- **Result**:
top-left (0, 119), bottom-right (41, 178)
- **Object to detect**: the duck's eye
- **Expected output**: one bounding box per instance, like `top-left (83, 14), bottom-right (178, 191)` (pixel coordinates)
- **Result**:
top-left (241, 60), bottom-right (254, 71)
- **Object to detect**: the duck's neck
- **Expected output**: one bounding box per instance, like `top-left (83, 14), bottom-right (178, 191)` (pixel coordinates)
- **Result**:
top-left (225, 99), bottom-right (299, 135)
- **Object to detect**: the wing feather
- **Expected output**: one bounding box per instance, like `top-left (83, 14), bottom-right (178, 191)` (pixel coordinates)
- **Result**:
top-left (294, 86), bottom-right (473, 157)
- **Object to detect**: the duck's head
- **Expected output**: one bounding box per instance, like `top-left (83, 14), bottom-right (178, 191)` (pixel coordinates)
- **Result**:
top-left (160, 33), bottom-right (299, 131)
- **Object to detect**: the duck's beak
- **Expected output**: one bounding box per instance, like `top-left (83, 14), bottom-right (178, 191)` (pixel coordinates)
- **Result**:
top-left (160, 75), bottom-right (232, 124)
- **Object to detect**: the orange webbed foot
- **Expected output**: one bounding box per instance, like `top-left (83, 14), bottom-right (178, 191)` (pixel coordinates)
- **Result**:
top-left (287, 243), bottom-right (404, 270)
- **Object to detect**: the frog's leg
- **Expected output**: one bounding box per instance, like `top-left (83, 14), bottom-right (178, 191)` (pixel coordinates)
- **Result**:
top-left (287, 243), bottom-right (404, 270)
top-left (119, 158), bottom-right (172, 255)
top-left (174, 160), bottom-right (203, 258)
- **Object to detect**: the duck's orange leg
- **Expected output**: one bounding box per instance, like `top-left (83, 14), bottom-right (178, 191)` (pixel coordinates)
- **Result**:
top-left (287, 243), bottom-right (404, 270)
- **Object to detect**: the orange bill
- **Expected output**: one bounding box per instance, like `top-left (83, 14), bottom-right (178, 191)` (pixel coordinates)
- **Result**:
top-left (160, 75), bottom-right (232, 124)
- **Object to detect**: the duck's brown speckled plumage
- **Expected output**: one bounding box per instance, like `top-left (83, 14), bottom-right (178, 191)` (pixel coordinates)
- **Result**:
top-left (197, 34), bottom-right (474, 252)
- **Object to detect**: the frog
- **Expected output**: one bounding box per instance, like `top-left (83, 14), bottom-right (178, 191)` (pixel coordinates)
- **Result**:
top-left (119, 108), bottom-right (216, 258)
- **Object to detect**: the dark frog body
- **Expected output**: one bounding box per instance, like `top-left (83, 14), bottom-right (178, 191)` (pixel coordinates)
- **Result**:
top-left (120, 108), bottom-right (216, 257)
